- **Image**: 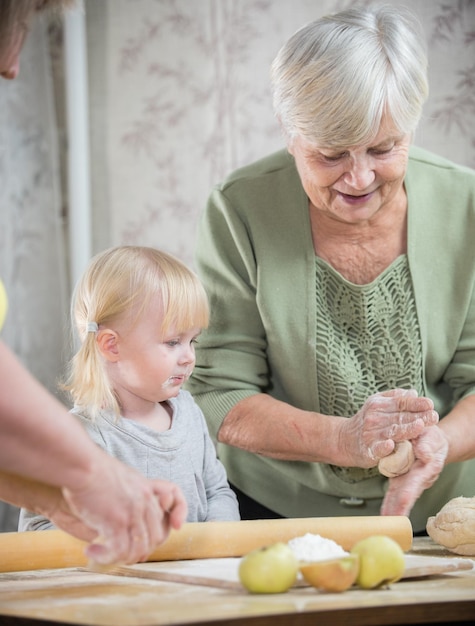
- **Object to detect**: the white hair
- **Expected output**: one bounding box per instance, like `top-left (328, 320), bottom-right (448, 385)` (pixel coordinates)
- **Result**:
top-left (271, 4), bottom-right (429, 148)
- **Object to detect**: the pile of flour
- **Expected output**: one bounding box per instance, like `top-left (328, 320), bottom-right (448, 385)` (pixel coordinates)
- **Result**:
top-left (288, 533), bottom-right (348, 562)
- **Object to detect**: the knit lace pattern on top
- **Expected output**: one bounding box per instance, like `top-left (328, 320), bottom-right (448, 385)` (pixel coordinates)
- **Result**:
top-left (315, 254), bottom-right (424, 483)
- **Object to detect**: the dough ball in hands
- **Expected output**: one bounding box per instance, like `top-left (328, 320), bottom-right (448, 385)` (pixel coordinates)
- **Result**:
top-left (426, 496), bottom-right (475, 556)
top-left (378, 440), bottom-right (415, 478)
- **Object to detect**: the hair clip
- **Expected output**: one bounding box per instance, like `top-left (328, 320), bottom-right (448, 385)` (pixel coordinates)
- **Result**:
top-left (86, 321), bottom-right (99, 333)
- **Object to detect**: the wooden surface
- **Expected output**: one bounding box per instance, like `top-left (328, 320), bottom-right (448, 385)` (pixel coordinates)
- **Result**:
top-left (0, 516), bottom-right (413, 573)
top-left (0, 538), bottom-right (474, 626)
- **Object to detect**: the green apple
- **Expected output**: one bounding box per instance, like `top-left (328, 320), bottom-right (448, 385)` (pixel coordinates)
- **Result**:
top-left (300, 554), bottom-right (360, 592)
top-left (351, 535), bottom-right (405, 589)
top-left (238, 542), bottom-right (299, 593)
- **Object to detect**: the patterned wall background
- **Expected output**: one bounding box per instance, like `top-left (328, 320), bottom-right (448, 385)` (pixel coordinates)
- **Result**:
top-left (87, 0), bottom-right (475, 266)
top-left (0, 0), bottom-right (474, 530)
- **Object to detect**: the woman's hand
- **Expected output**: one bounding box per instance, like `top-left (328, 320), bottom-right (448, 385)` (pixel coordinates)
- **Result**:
top-left (41, 488), bottom-right (99, 542)
top-left (341, 389), bottom-right (439, 468)
top-left (380, 425), bottom-right (449, 516)
top-left (50, 478), bottom-right (188, 551)
top-left (63, 454), bottom-right (187, 566)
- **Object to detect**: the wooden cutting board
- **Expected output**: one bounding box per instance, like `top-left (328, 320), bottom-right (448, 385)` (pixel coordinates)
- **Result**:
top-left (99, 554), bottom-right (474, 590)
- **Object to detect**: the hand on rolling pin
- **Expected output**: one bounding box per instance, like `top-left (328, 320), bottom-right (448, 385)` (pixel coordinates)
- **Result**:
top-left (63, 455), bottom-right (188, 566)
top-left (49, 481), bottom-right (188, 547)
top-left (380, 425), bottom-right (448, 516)
top-left (341, 389), bottom-right (438, 468)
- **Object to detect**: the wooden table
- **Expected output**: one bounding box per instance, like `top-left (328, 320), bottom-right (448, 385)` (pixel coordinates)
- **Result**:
top-left (0, 538), bottom-right (474, 626)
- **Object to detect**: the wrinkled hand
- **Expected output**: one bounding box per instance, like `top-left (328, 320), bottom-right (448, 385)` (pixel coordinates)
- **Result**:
top-left (63, 453), bottom-right (187, 566)
top-left (342, 389), bottom-right (438, 468)
top-left (380, 425), bottom-right (449, 516)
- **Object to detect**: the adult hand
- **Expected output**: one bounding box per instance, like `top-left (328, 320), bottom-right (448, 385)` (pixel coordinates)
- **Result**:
top-left (341, 389), bottom-right (439, 468)
top-left (380, 425), bottom-right (449, 516)
top-left (38, 487), bottom-right (98, 543)
top-left (63, 454), bottom-right (187, 566)
top-left (50, 482), bottom-right (187, 546)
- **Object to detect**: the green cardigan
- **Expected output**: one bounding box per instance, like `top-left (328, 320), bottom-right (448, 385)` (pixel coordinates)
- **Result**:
top-left (187, 146), bottom-right (475, 531)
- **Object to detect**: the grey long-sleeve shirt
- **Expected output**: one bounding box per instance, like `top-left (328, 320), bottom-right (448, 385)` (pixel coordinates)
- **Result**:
top-left (19, 390), bottom-right (239, 531)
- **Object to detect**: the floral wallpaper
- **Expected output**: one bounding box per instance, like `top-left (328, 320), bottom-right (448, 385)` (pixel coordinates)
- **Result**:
top-left (86, 0), bottom-right (475, 266)
top-left (426, 1), bottom-right (475, 158)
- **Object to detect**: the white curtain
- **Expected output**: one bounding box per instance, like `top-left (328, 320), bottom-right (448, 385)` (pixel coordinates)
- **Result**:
top-left (0, 17), bottom-right (69, 531)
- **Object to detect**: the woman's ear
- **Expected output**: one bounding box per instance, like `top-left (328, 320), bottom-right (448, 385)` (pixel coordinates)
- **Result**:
top-left (286, 133), bottom-right (296, 157)
top-left (96, 329), bottom-right (120, 362)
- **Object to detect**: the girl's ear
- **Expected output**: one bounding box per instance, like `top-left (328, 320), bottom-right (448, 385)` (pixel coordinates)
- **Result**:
top-left (96, 329), bottom-right (120, 362)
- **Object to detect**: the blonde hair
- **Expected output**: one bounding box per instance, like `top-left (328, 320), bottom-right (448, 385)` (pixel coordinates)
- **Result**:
top-left (271, 4), bottom-right (429, 149)
top-left (63, 246), bottom-right (209, 419)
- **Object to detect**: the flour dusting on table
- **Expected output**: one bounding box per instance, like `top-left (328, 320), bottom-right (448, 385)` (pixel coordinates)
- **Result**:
top-left (288, 533), bottom-right (348, 562)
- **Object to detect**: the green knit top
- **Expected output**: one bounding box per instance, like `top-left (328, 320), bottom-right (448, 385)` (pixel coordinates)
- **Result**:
top-left (316, 254), bottom-right (424, 485)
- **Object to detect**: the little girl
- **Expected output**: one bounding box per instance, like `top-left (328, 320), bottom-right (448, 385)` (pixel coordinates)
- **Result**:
top-left (19, 246), bottom-right (239, 530)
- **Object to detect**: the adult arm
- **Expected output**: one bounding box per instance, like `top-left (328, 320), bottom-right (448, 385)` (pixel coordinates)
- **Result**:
top-left (381, 257), bottom-right (475, 516)
top-left (219, 389), bottom-right (437, 468)
top-left (0, 471), bottom-right (96, 540)
top-left (0, 340), bottom-right (187, 563)
top-left (0, 339), bottom-right (113, 488)
top-left (381, 394), bottom-right (475, 516)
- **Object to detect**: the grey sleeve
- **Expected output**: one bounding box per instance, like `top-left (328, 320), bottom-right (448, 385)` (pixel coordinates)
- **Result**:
top-left (199, 411), bottom-right (240, 522)
top-left (18, 507), bottom-right (56, 532)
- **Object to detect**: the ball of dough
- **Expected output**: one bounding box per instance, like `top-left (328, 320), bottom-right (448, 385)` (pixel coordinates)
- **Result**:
top-left (378, 440), bottom-right (415, 478)
top-left (426, 496), bottom-right (475, 556)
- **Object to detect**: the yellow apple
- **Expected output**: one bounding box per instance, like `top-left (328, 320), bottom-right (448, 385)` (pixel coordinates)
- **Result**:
top-left (351, 535), bottom-right (405, 589)
top-left (238, 542), bottom-right (299, 593)
top-left (299, 554), bottom-right (360, 592)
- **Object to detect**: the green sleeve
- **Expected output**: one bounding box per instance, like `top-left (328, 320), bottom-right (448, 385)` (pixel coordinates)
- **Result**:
top-left (187, 185), bottom-right (268, 440)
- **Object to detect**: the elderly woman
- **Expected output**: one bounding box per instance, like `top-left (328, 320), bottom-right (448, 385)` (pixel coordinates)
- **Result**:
top-left (187, 5), bottom-right (475, 533)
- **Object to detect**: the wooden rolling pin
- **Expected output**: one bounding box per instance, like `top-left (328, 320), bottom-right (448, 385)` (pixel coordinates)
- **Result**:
top-left (0, 516), bottom-right (412, 573)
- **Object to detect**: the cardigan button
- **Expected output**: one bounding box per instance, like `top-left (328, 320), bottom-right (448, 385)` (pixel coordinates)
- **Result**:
top-left (339, 497), bottom-right (365, 507)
